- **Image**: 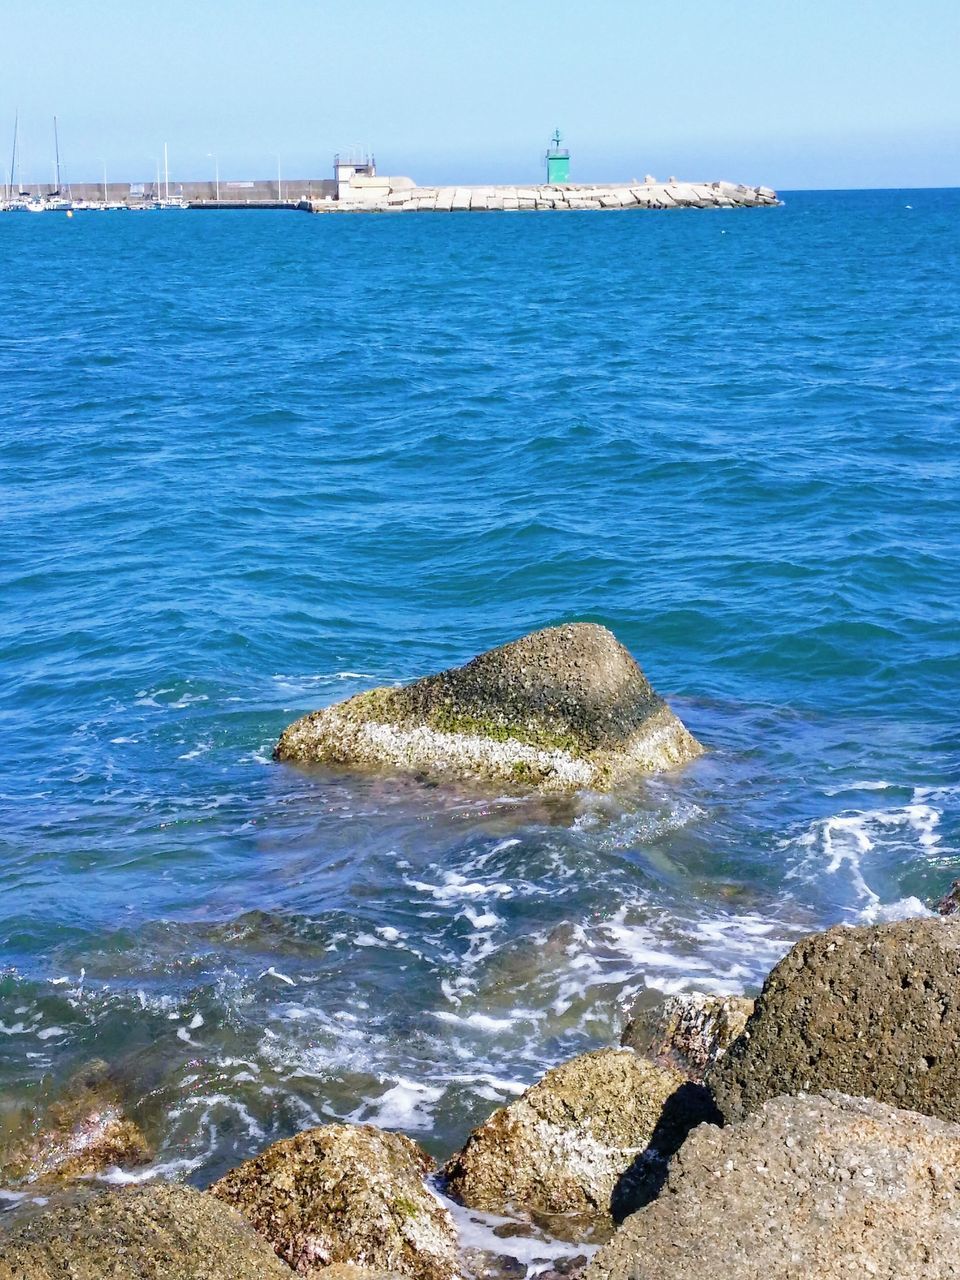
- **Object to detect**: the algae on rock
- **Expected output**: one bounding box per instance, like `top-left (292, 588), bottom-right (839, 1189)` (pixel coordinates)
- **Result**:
top-left (275, 624), bottom-right (702, 792)
top-left (0, 1059), bottom-right (151, 1185)
top-left (0, 1182), bottom-right (292, 1280)
top-left (210, 1122), bottom-right (459, 1280)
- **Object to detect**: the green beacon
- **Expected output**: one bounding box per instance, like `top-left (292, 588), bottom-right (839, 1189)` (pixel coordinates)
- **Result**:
top-left (545, 129), bottom-right (570, 185)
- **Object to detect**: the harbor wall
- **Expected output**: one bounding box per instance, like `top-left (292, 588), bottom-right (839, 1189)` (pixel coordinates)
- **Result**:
top-left (5, 178), bottom-right (336, 204)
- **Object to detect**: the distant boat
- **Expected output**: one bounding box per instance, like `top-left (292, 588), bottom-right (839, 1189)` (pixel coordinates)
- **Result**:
top-left (1, 110), bottom-right (29, 211)
top-left (11, 117), bottom-right (75, 213)
top-left (157, 143), bottom-right (185, 208)
top-left (41, 116), bottom-right (74, 211)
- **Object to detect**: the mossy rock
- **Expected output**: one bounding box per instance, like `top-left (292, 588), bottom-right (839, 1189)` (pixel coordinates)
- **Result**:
top-left (275, 624), bottom-right (702, 792)
top-left (210, 1123), bottom-right (459, 1280)
top-left (0, 1182), bottom-right (292, 1280)
top-left (0, 1059), bottom-right (151, 1185)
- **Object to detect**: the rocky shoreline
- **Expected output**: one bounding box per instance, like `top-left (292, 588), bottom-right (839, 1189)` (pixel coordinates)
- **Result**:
top-left (4, 915), bottom-right (960, 1277)
top-left (3, 628), bottom-right (958, 1276)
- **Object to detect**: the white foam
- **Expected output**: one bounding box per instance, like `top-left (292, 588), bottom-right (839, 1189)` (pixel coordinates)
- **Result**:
top-left (408, 871), bottom-right (516, 903)
top-left (348, 1078), bottom-right (445, 1131)
top-left (787, 798), bottom-right (951, 908)
top-left (258, 966), bottom-right (296, 986)
top-left (99, 1153), bottom-right (208, 1184)
top-left (857, 896), bottom-right (933, 924)
top-left (434, 1010), bottom-right (533, 1033)
top-left (435, 1183), bottom-right (599, 1271)
top-left (460, 907), bottom-right (504, 930)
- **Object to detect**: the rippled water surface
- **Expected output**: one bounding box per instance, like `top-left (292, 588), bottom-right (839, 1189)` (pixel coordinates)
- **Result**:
top-left (0, 190), bottom-right (958, 1190)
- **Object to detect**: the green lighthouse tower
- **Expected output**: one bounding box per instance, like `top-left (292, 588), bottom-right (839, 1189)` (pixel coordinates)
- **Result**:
top-left (545, 129), bottom-right (570, 184)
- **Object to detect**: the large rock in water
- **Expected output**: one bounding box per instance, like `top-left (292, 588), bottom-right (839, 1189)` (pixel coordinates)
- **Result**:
top-left (585, 1092), bottom-right (960, 1280)
top-left (210, 1123), bottom-right (459, 1280)
top-left (709, 918), bottom-right (960, 1123)
top-left (443, 1048), bottom-right (717, 1225)
top-left (274, 624), bottom-right (702, 792)
top-left (0, 1183), bottom-right (292, 1280)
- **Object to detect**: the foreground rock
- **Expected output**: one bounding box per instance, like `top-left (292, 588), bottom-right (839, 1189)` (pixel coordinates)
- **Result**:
top-left (621, 993), bottom-right (753, 1082)
top-left (210, 1123), bottom-right (458, 1280)
top-left (586, 1092), bottom-right (960, 1280)
top-left (444, 1048), bottom-right (717, 1225)
top-left (0, 1182), bottom-right (292, 1280)
top-left (275, 624), bottom-right (702, 792)
top-left (0, 1059), bottom-right (150, 1184)
top-left (710, 917), bottom-right (960, 1123)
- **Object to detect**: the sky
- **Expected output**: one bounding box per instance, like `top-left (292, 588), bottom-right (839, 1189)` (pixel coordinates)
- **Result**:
top-left (3, 0), bottom-right (958, 190)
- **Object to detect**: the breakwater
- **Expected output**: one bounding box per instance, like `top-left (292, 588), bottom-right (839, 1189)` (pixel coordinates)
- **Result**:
top-left (314, 178), bottom-right (779, 213)
top-left (4, 176), bottom-right (776, 213)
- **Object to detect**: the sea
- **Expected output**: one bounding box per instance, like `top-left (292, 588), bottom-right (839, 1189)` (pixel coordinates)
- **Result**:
top-left (0, 189), bottom-right (957, 1211)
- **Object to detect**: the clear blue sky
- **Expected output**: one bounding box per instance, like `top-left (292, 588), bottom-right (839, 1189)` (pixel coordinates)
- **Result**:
top-left (3, 0), bottom-right (958, 189)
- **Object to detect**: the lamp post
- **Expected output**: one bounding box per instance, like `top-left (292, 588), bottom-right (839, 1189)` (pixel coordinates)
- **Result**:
top-left (207, 152), bottom-right (219, 203)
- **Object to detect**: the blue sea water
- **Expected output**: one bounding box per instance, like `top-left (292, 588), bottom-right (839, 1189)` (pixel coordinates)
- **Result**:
top-left (0, 190), bottom-right (958, 1193)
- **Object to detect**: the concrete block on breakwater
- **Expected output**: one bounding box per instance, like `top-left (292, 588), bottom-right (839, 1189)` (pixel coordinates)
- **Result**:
top-left (311, 177), bottom-right (779, 214)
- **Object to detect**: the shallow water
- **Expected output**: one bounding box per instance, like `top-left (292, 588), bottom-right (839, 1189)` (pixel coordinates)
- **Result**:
top-left (0, 190), bottom-right (958, 1196)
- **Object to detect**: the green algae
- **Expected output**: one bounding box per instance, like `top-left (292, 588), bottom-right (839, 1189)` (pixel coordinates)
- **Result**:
top-left (342, 688), bottom-right (586, 758)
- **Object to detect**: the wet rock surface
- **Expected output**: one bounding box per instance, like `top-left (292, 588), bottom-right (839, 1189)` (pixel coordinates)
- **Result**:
top-left (585, 1092), bottom-right (960, 1280)
top-left (935, 879), bottom-right (960, 916)
top-left (0, 1059), bottom-right (151, 1184)
top-left (444, 1048), bottom-right (717, 1224)
top-left (709, 918), bottom-right (960, 1123)
top-left (275, 624), bottom-right (702, 792)
top-left (621, 993), bottom-right (753, 1082)
top-left (0, 1182), bottom-right (292, 1279)
top-left (210, 1122), bottom-right (459, 1280)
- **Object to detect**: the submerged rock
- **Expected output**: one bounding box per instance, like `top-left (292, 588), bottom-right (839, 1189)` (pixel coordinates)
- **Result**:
top-left (585, 1092), bottom-right (960, 1280)
top-left (709, 917), bottom-right (960, 1123)
top-left (443, 1048), bottom-right (717, 1225)
top-left (210, 1123), bottom-right (459, 1280)
top-left (0, 1059), bottom-right (151, 1184)
top-left (0, 1182), bottom-right (292, 1280)
top-left (621, 993), bottom-right (753, 1082)
top-left (274, 624), bottom-right (702, 792)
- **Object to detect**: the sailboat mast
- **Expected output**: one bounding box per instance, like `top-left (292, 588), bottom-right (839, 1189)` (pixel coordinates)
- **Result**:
top-left (7, 111), bottom-right (17, 201)
top-left (164, 142), bottom-right (169, 199)
top-left (54, 115), bottom-right (61, 193)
